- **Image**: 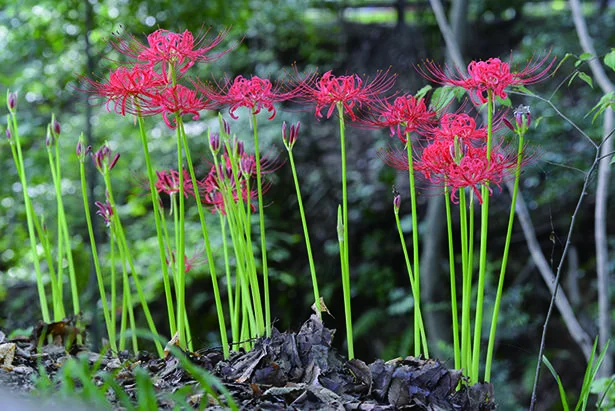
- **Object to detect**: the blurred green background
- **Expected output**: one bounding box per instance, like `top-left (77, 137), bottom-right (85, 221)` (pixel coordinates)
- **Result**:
top-left (1, 0), bottom-right (614, 409)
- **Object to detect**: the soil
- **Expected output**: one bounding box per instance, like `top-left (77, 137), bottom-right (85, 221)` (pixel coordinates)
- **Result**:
top-left (0, 316), bottom-right (495, 410)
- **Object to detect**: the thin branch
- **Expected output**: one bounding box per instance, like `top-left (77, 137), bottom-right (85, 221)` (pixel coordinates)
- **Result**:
top-left (569, 0), bottom-right (614, 379)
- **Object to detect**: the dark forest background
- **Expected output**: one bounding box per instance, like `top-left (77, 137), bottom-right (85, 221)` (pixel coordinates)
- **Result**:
top-left (1, 0), bottom-right (614, 409)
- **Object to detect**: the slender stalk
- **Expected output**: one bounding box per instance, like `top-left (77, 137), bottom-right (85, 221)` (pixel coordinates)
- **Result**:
top-left (50, 140), bottom-right (80, 319)
top-left (9, 113), bottom-right (50, 322)
top-left (287, 149), bottom-right (321, 316)
top-left (405, 134), bottom-right (424, 357)
top-left (336, 104), bottom-right (353, 359)
top-left (136, 113), bottom-right (176, 337)
top-left (251, 112), bottom-right (271, 336)
top-left (174, 113), bottom-right (187, 348)
top-left (79, 153), bottom-right (116, 352)
top-left (485, 129), bottom-right (525, 381)
top-left (111, 234), bottom-right (121, 351)
top-left (471, 90), bottom-right (494, 382)
top-left (459, 189), bottom-right (471, 375)
top-left (444, 185), bottom-right (461, 370)
top-left (394, 206), bottom-right (429, 357)
top-left (104, 172), bottom-right (163, 357)
top-left (219, 216), bottom-right (237, 344)
top-left (116, 236), bottom-right (138, 354)
top-left (180, 123), bottom-right (229, 358)
top-left (337, 205), bottom-right (354, 359)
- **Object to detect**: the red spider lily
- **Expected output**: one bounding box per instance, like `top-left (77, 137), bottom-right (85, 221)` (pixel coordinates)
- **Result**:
top-left (196, 75), bottom-right (300, 120)
top-left (150, 85), bottom-right (213, 129)
top-left (166, 249), bottom-right (206, 274)
top-left (80, 65), bottom-right (167, 117)
top-left (357, 94), bottom-right (436, 141)
top-left (418, 54), bottom-right (555, 104)
top-left (200, 152), bottom-right (278, 215)
top-left (431, 113), bottom-right (487, 143)
top-left (110, 27), bottom-right (232, 77)
top-left (154, 169), bottom-right (199, 199)
top-left (292, 69), bottom-right (397, 121)
top-left (95, 199), bottom-right (114, 227)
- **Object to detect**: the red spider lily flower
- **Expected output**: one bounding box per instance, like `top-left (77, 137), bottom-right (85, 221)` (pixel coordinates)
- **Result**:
top-left (92, 144), bottom-right (120, 174)
top-left (418, 54), bottom-right (555, 104)
top-left (166, 249), bottom-right (206, 274)
top-left (358, 94), bottom-right (436, 141)
top-left (200, 152), bottom-right (277, 215)
top-left (196, 75), bottom-right (299, 120)
top-left (79, 65), bottom-right (167, 117)
top-left (431, 113), bottom-right (488, 143)
top-left (150, 85), bottom-right (213, 129)
top-left (111, 27), bottom-right (233, 77)
top-left (95, 199), bottom-right (114, 227)
top-left (154, 169), bottom-right (198, 199)
top-left (292, 69), bottom-right (397, 121)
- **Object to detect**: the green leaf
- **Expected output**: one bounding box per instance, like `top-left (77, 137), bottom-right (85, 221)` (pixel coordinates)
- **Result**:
top-left (542, 355), bottom-right (570, 411)
top-left (414, 85), bottom-right (432, 100)
top-left (568, 72), bottom-right (579, 87)
top-left (587, 91), bottom-right (615, 122)
top-left (579, 52), bottom-right (593, 61)
top-left (430, 86), bottom-right (456, 112)
top-left (578, 72), bottom-right (593, 88)
top-left (553, 53), bottom-right (574, 75)
top-left (604, 49), bottom-right (615, 72)
top-left (513, 85), bottom-right (536, 96)
top-left (496, 95), bottom-right (512, 107)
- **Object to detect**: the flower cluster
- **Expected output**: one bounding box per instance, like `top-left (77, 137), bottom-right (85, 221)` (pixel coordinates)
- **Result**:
top-left (419, 54), bottom-right (554, 104)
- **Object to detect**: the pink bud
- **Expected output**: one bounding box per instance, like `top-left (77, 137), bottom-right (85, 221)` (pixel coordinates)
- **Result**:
top-left (52, 119), bottom-right (61, 136)
top-left (76, 141), bottom-right (83, 157)
top-left (109, 153), bottom-right (120, 170)
top-left (223, 119), bottom-right (231, 136)
top-left (5, 128), bottom-right (11, 141)
top-left (289, 121), bottom-right (300, 147)
top-left (393, 194), bottom-right (401, 213)
top-left (7, 92), bottom-right (16, 111)
top-left (282, 121), bottom-right (288, 144)
top-left (503, 118), bottom-right (515, 132)
top-left (209, 132), bottom-right (220, 154)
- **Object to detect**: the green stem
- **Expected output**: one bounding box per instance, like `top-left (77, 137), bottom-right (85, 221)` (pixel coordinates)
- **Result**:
top-left (337, 205), bottom-right (354, 359)
top-left (104, 172), bottom-right (163, 357)
top-left (287, 149), bottom-right (321, 316)
top-left (444, 186), bottom-right (460, 370)
top-left (137, 113), bottom-right (176, 337)
top-left (10, 114), bottom-right (50, 322)
top-left (79, 155), bottom-right (116, 352)
top-left (394, 208), bottom-right (429, 358)
top-left (459, 189), bottom-right (471, 374)
top-left (111, 234), bottom-right (121, 351)
top-left (405, 134), bottom-right (424, 357)
top-left (180, 122), bottom-right (229, 358)
top-left (51, 141), bottom-right (80, 318)
top-left (251, 112), bottom-right (271, 336)
top-left (219, 216), bottom-right (237, 344)
top-left (484, 130), bottom-right (525, 382)
top-left (471, 90), bottom-right (494, 382)
top-left (336, 104), bottom-right (353, 360)
top-left (174, 113), bottom-right (187, 348)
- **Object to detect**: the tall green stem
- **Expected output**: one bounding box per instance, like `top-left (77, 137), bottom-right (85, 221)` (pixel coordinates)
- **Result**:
top-left (136, 113), bottom-right (176, 337)
top-left (180, 123), bottom-right (229, 358)
top-left (9, 113), bottom-right (49, 322)
top-left (484, 129), bottom-right (525, 382)
top-left (405, 134), bottom-right (424, 357)
top-left (394, 207), bottom-right (429, 358)
top-left (336, 104), bottom-right (353, 359)
top-left (79, 153), bottom-right (116, 352)
top-left (287, 149), bottom-right (321, 316)
top-left (459, 189), bottom-right (471, 374)
top-left (174, 113), bottom-right (187, 348)
top-left (219, 215), bottom-right (237, 343)
top-left (471, 90), bottom-right (494, 382)
top-left (444, 186), bottom-right (460, 370)
top-left (251, 112), bottom-right (271, 336)
top-left (337, 205), bottom-right (353, 359)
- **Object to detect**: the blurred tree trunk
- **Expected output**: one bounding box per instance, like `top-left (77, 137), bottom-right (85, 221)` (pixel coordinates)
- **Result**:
top-left (421, 0), bottom-right (468, 356)
top-left (570, 0), bottom-right (614, 378)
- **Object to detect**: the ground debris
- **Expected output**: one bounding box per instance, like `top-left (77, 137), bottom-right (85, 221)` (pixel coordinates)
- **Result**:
top-left (0, 317), bottom-right (496, 410)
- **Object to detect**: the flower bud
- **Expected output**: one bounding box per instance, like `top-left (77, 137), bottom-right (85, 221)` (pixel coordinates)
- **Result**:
top-left (209, 132), bottom-right (220, 154)
top-left (45, 126), bottom-right (53, 147)
top-left (289, 122), bottom-right (300, 147)
top-left (282, 121), bottom-right (288, 146)
top-left (336, 205), bottom-right (344, 242)
top-left (52, 118), bottom-right (61, 136)
top-left (502, 118), bottom-right (515, 132)
top-left (393, 194), bottom-right (401, 214)
top-left (5, 128), bottom-right (11, 141)
top-left (7, 91), bottom-right (16, 112)
top-left (223, 118), bottom-right (231, 136)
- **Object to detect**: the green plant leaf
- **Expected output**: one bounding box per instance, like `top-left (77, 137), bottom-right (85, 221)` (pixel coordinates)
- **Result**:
top-left (414, 85), bottom-right (432, 100)
top-left (578, 72), bottom-right (593, 88)
top-left (542, 355), bottom-right (570, 411)
top-left (604, 49), bottom-right (615, 72)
